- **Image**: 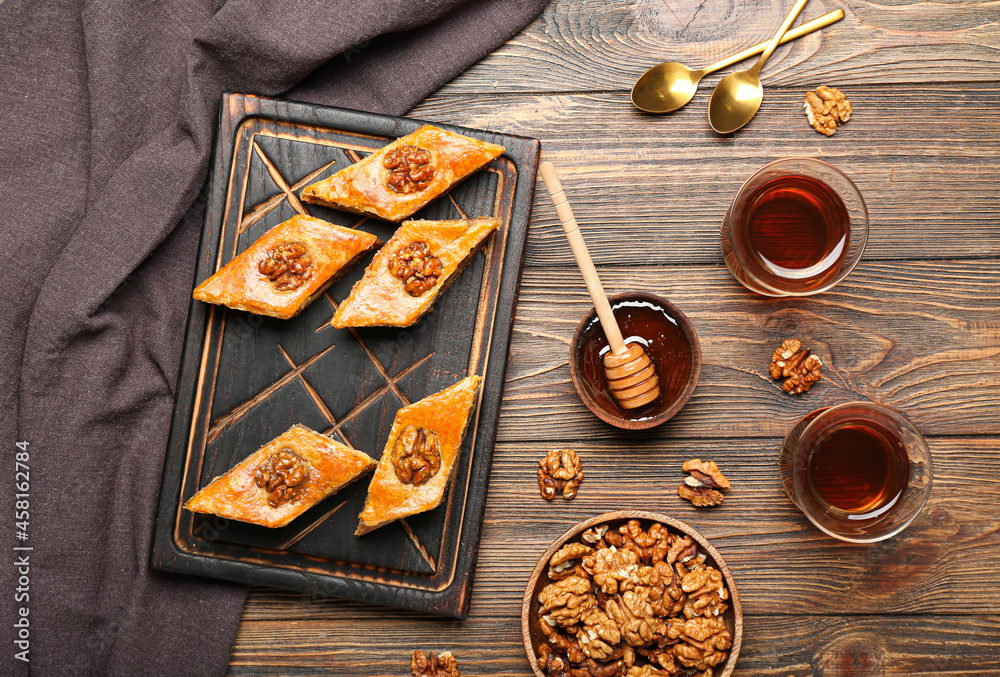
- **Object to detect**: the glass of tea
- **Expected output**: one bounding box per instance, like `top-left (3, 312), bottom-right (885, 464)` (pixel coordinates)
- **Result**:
top-left (721, 157), bottom-right (869, 296)
top-left (779, 402), bottom-right (932, 543)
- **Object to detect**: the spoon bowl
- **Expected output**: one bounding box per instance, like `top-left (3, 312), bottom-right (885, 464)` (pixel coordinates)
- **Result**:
top-left (631, 62), bottom-right (703, 114)
top-left (708, 70), bottom-right (765, 134)
top-left (707, 0), bottom-right (809, 133)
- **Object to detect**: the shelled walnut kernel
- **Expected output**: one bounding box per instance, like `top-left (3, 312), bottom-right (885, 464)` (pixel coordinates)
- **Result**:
top-left (411, 650), bottom-right (459, 677)
top-left (769, 339), bottom-right (822, 394)
top-left (678, 459), bottom-right (730, 508)
top-left (538, 449), bottom-right (584, 501)
top-left (804, 85), bottom-right (852, 136)
top-left (389, 241), bottom-right (443, 297)
top-left (258, 241), bottom-right (313, 291)
top-left (385, 144), bottom-right (435, 193)
top-left (254, 449), bottom-right (309, 507)
top-left (535, 521), bottom-right (733, 677)
top-left (391, 426), bottom-right (441, 486)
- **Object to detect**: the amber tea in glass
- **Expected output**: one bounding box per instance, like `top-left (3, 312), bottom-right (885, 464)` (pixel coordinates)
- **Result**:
top-left (722, 158), bottom-right (868, 296)
top-left (779, 402), bottom-right (932, 543)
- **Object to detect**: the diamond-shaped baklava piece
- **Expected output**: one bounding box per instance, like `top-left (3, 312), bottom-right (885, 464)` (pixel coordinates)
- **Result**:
top-left (332, 218), bottom-right (498, 328)
top-left (185, 424), bottom-right (376, 529)
top-left (300, 125), bottom-right (505, 222)
top-left (192, 214), bottom-right (380, 320)
top-left (356, 375), bottom-right (481, 536)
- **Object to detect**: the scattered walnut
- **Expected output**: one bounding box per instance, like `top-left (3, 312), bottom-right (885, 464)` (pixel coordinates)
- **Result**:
top-left (391, 426), bottom-right (441, 486)
top-left (783, 354), bottom-right (823, 394)
top-left (538, 449), bottom-right (584, 501)
top-left (385, 144), bottom-right (435, 193)
top-left (818, 85), bottom-right (852, 122)
top-left (411, 650), bottom-right (459, 677)
top-left (769, 339), bottom-right (823, 394)
top-left (678, 459), bottom-right (730, 508)
top-left (258, 241), bottom-right (313, 291)
top-left (254, 449), bottom-right (309, 507)
top-left (804, 86), bottom-right (852, 136)
top-left (677, 485), bottom-right (723, 507)
top-left (389, 241), bottom-right (443, 297)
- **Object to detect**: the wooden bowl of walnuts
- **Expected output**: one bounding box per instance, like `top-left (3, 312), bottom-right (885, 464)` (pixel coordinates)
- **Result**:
top-left (521, 510), bottom-right (742, 677)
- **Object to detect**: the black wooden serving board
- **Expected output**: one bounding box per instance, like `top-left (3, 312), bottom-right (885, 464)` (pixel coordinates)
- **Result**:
top-left (151, 92), bottom-right (539, 618)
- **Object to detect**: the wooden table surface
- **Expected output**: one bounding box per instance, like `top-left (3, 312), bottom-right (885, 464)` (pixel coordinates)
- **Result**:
top-left (227, 0), bottom-right (1000, 674)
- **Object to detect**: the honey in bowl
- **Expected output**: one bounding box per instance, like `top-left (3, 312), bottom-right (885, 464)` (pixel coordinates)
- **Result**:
top-left (572, 293), bottom-right (699, 425)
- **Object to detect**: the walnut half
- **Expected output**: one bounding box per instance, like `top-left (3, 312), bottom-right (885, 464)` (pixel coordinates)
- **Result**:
top-left (769, 339), bottom-right (823, 394)
top-left (389, 241), bottom-right (443, 297)
top-left (678, 459), bottom-right (730, 508)
top-left (254, 449), bottom-right (309, 507)
top-left (411, 650), bottom-right (459, 677)
top-left (538, 449), bottom-right (584, 501)
top-left (391, 426), bottom-right (441, 486)
top-left (804, 85), bottom-right (852, 136)
top-left (258, 241), bottom-right (313, 291)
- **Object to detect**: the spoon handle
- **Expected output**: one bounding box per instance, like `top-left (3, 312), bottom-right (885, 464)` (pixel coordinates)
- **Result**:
top-left (539, 162), bottom-right (628, 355)
top-left (701, 9), bottom-right (844, 76)
top-left (752, 0), bottom-right (811, 76)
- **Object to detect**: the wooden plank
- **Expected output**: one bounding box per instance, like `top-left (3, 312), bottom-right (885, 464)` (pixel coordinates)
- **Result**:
top-left (228, 614), bottom-right (1000, 675)
top-left (411, 86), bottom-right (1000, 267)
top-left (237, 437), bottom-right (1000, 620)
top-left (495, 261), bottom-right (1000, 441)
top-left (431, 0), bottom-right (1000, 96)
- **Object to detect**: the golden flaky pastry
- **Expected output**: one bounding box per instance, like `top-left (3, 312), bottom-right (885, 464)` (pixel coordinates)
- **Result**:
top-left (192, 214), bottom-right (380, 320)
top-left (356, 375), bottom-right (481, 535)
top-left (300, 125), bottom-right (505, 222)
top-left (185, 424), bottom-right (376, 529)
top-left (333, 218), bottom-right (498, 328)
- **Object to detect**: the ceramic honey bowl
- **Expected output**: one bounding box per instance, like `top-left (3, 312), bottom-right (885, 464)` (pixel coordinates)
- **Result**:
top-left (521, 510), bottom-right (743, 677)
top-left (569, 293), bottom-right (701, 430)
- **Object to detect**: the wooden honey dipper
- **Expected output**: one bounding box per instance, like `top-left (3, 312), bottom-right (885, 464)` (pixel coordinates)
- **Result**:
top-left (539, 162), bottom-right (661, 410)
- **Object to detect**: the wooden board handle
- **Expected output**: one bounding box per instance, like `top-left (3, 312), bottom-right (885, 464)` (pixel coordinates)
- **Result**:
top-left (539, 162), bottom-right (626, 354)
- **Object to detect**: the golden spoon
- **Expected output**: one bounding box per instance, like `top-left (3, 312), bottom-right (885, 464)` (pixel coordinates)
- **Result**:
top-left (539, 162), bottom-right (661, 410)
top-left (631, 9), bottom-right (843, 114)
top-left (708, 0), bottom-right (810, 134)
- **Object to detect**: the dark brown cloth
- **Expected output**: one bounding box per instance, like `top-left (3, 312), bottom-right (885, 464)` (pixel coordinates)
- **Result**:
top-left (0, 0), bottom-right (546, 674)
